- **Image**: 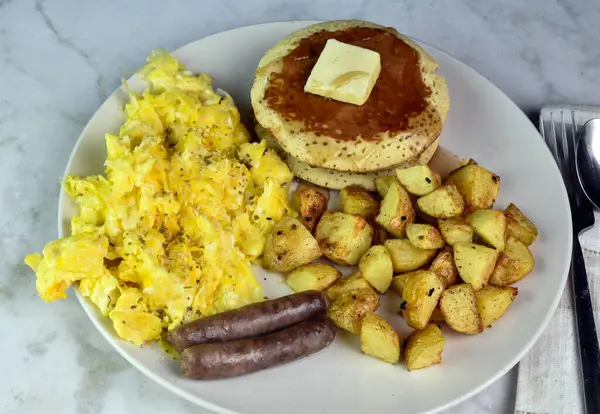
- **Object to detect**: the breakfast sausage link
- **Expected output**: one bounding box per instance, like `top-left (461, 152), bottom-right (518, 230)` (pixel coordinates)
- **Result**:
top-left (167, 290), bottom-right (327, 352)
top-left (180, 318), bottom-right (336, 379)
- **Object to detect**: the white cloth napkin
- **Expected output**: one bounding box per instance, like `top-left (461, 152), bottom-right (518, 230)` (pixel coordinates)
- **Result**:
top-left (515, 221), bottom-right (600, 414)
top-left (515, 106), bottom-right (600, 414)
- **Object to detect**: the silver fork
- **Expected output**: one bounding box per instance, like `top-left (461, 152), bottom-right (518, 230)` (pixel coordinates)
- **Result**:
top-left (541, 109), bottom-right (600, 414)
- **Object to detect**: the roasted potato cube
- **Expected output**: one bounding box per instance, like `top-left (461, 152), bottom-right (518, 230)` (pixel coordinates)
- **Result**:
top-left (506, 218), bottom-right (536, 247)
top-left (326, 287), bottom-right (380, 334)
top-left (439, 284), bottom-right (483, 334)
top-left (467, 209), bottom-right (506, 251)
top-left (263, 216), bottom-right (322, 272)
top-left (489, 236), bottom-right (534, 286)
top-left (417, 185), bottom-right (465, 218)
top-left (475, 285), bottom-right (518, 327)
top-left (296, 180), bottom-right (329, 199)
top-left (430, 306), bottom-right (445, 323)
top-left (505, 203), bottom-right (538, 246)
top-left (390, 271), bottom-right (416, 296)
top-left (326, 272), bottom-right (371, 301)
top-left (359, 245), bottom-right (393, 293)
top-left (404, 324), bottom-right (445, 371)
top-left (340, 185), bottom-right (380, 219)
top-left (454, 243), bottom-right (499, 290)
top-left (384, 239), bottom-right (438, 273)
top-left (446, 163), bottom-right (500, 213)
top-left (360, 312), bottom-right (400, 364)
top-left (429, 246), bottom-right (458, 287)
top-left (376, 181), bottom-right (415, 238)
top-left (438, 218), bottom-right (474, 246)
top-left (292, 181), bottom-right (329, 232)
top-left (375, 176), bottom-right (399, 198)
top-left (396, 165), bottom-right (442, 196)
top-left (406, 223), bottom-right (445, 250)
top-left (286, 263), bottom-right (342, 293)
top-left (402, 270), bottom-right (445, 330)
top-left (316, 211), bottom-right (373, 266)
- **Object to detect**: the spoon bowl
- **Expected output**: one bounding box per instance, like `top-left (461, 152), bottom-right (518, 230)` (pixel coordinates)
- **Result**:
top-left (576, 118), bottom-right (600, 209)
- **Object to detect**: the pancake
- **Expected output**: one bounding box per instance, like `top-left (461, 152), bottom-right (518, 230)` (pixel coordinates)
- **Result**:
top-left (251, 20), bottom-right (449, 173)
top-left (255, 123), bottom-right (440, 191)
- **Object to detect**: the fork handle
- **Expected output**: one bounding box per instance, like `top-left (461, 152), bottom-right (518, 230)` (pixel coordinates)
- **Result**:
top-left (572, 235), bottom-right (600, 414)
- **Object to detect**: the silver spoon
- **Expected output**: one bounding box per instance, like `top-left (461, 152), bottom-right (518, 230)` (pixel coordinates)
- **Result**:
top-left (573, 117), bottom-right (600, 414)
top-left (576, 118), bottom-right (600, 208)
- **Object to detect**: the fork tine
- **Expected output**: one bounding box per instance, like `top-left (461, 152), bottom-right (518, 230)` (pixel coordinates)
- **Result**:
top-left (558, 110), bottom-right (572, 182)
top-left (547, 112), bottom-right (561, 169)
top-left (571, 110), bottom-right (577, 143)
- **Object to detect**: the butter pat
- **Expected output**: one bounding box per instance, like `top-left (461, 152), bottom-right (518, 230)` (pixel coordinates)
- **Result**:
top-left (304, 39), bottom-right (381, 106)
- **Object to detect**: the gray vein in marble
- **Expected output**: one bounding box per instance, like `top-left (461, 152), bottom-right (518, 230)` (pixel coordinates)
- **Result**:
top-left (0, 32), bottom-right (36, 83)
top-left (0, 288), bottom-right (15, 315)
top-left (519, 47), bottom-right (543, 79)
top-left (0, 135), bottom-right (25, 154)
top-left (69, 318), bottom-right (128, 414)
top-left (34, 0), bottom-right (107, 101)
top-left (26, 332), bottom-right (58, 356)
top-left (0, 0), bottom-right (16, 9)
top-left (556, 0), bottom-right (593, 38)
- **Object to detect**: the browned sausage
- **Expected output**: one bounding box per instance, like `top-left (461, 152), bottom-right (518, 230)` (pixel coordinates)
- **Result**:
top-left (167, 290), bottom-right (327, 352)
top-left (180, 318), bottom-right (336, 379)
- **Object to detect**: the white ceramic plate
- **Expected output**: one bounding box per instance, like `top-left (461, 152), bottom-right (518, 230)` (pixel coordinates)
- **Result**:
top-left (59, 21), bottom-right (572, 414)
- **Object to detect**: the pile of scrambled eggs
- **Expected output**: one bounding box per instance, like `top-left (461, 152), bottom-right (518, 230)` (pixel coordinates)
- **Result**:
top-left (25, 51), bottom-right (295, 346)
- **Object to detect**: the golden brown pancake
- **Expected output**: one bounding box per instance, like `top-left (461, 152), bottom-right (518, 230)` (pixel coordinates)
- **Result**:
top-left (251, 20), bottom-right (449, 173)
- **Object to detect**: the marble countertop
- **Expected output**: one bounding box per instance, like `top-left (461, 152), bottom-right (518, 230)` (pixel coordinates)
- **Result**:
top-left (1, 0), bottom-right (599, 413)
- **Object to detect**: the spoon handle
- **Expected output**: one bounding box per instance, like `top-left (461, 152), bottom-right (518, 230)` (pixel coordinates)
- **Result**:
top-left (572, 235), bottom-right (600, 414)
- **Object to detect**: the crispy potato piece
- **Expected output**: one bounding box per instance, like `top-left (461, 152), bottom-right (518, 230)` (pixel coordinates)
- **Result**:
top-left (296, 180), bottom-right (329, 199)
top-left (505, 203), bottom-right (538, 246)
top-left (263, 216), bottom-right (322, 272)
top-left (376, 181), bottom-right (415, 238)
top-left (375, 176), bottom-right (399, 198)
top-left (439, 284), bottom-right (483, 334)
top-left (506, 218), bottom-right (536, 247)
top-left (340, 185), bottom-right (380, 219)
top-left (286, 263), bottom-right (342, 293)
top-left (292, 181), bottom-right (329, 232)
top-left (475, 285), bottom-right (518, 327)
top-left (390, 271), bottom-right (417, 297)
top-left (404, 324), bottom-right (445, 371)
top-left (360, 312), bottom-right (400, 364)
top-left (489, 236), bottom-right (535, 286)
top-left (359, 245), bottom-right (394, 293)
top-left (326, 272), bottom-right (372, 301)
top-left (406, 223), bottom-right (445, 250)
top-left (454, 243), bottom-right (499, 290)
top-left (384, 239), bottom-right (438, 273)
top-left (316, 211), bottom-right (373, 266)
top-left (326, 287), bottom-right (380, 334)
top-left (429, 246), bottom-right (458, 287)
top-left (430, 306), bottom-right (445, 323)
top-left (505, 203), bottom-right (538, 235)
top-left (396, 165), bottom-right (442, 196)
top-left (438, 218), bottom-right (473, 246)
top-left (446, 163), bottom-right (500, 213)
top-left (467, 209), bottom-right (506, 251)
top-left (402, 270), bottom-right (445, 330)
top-left (417, 185), bottom-right (465, 218)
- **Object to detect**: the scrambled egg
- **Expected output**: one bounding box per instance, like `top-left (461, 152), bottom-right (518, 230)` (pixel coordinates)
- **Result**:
top-left (25, 51), bottom-right (294, 346)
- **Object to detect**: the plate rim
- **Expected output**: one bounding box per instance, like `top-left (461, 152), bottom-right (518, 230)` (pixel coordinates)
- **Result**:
top-left (57, 19), bottom-right (573, 414)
